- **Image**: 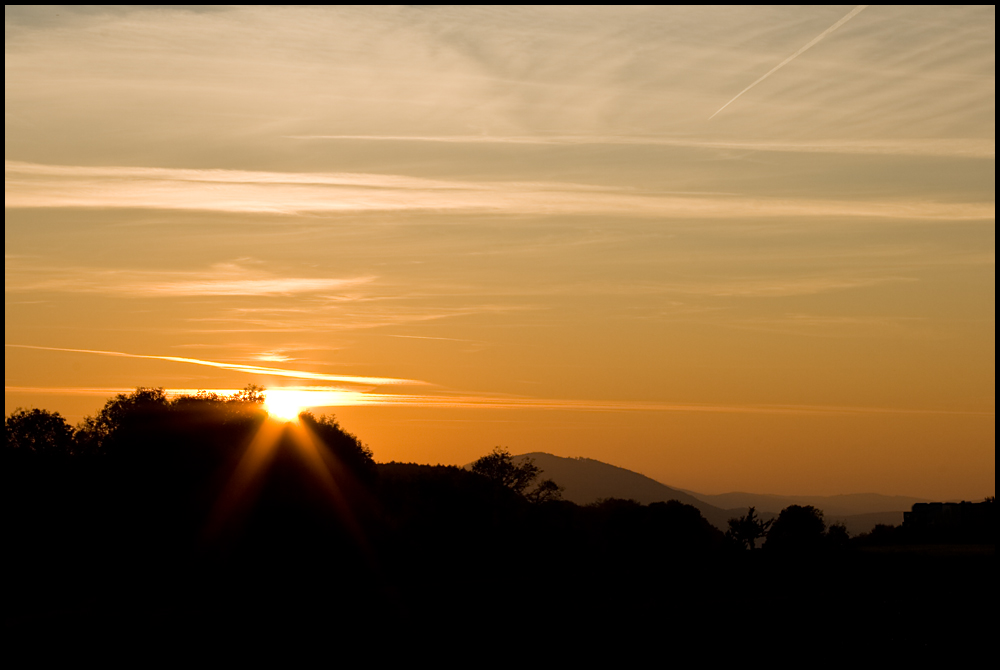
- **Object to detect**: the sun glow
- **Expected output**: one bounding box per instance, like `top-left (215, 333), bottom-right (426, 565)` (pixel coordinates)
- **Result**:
top-left (264, 390), bottom-right (311, 422)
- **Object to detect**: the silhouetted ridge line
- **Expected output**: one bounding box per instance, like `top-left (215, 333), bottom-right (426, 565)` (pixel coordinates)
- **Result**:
top-left (510, 452), bottom-right (740, 530)
top-left (511, 452), bottom-right (933, 535)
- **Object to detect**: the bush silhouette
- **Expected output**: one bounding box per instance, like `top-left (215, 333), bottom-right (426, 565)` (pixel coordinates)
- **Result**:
top-left (826, 521), bottom-right (850, 550)
top-left (766, 504), bottom-right (826, 552)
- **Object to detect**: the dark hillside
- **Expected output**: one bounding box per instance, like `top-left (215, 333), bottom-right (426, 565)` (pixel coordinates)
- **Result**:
top-left (514, 452), bottom-right (736, 530)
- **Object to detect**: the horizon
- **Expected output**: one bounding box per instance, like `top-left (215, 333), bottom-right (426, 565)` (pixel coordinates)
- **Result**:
top-left (4, 388), bottom-right (988, 503)
top-left (5, 6), bottom-right (995, 501)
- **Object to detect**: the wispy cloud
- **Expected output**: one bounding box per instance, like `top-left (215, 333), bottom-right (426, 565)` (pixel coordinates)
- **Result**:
top-left (6, 385), bottom-right (991, 417)
top-left (289, 135), bottom-right (994, 159)
top-left (383, 334), bottom-right (483, 343)
top-left (133, 277), bottom-right (371, 297)
top-left (4, 386), bottom-right (249, 399)
top-left (710, 5), bottom-right (869, 119)
top-left (6, 161), bottom-right (992, 220)
top-left (252, 351), bottom-right (295, 363)
top-left (666, 275), bottom-right (916, 298)
top-left (327, 393), bottom-right (992, 416)
top-left (715, 313), bottom-right (930, 339)
top-left (184, 302), bottom-right (531, 334)
top-left (5, 344), bottom-right (424, 387)
top-left (5, 386), bottom-right (142, 398)
top-left (4, 259), bottom-right (374, 297)
top-left (7, 5), bottom-right (992, 170)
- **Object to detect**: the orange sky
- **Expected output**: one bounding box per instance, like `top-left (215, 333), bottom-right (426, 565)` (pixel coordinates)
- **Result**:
top-left (5, 6), bottom-right (994, 499)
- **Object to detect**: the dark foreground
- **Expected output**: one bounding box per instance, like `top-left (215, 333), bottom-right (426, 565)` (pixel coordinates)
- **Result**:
top-left (4, 394), bottom-right (994, 657)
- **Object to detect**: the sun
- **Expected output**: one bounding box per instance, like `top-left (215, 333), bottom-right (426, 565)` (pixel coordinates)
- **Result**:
top-left (264, 390), bottom-right (310, 422)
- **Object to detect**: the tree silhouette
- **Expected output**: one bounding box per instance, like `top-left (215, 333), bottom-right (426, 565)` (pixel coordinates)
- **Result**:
top-left (300, 411), bottom-right (376, 481)
top-left (471, 447), bottom-right (565, 503)
top-left (766, 504), bottom-right (826, 552)
top-left (471, 447), bottom-right (542, 494)
top-left (74, 387), bottom-right (170, 456)
top-left (231, 384), bottom-right (266, 404)
top-left (4, 408), bottom-right (75, 455)
top-left (72, 385), bottom-right (270, 457)
top-left (525, 477), bottom-right (563, 503)
top-left (826, 521), bottom-right (850, 550)
top-left (726, 506), bottom-right (772, 550)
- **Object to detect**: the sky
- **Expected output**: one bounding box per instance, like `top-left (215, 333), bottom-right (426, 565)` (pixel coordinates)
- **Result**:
top-left (4, 5), bottom-right (994, 499)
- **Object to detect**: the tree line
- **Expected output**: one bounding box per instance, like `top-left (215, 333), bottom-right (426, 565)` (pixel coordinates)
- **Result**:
top-left (3, 388), bottom-right (994, 652)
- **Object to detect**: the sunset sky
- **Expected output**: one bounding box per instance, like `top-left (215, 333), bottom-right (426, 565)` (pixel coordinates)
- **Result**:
top-left (5, 6), bottom-right (994, 499)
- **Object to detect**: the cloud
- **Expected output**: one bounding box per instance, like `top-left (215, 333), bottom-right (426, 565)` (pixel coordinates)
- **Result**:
top-left (288, 135), bottom-right (994, 159)
top-left (183, 302), bottom-right (532, 333)
top-left (253, 351), bottom-right (295, 363)
top-left (4, 386), bottom-right (141, 397)
top-left (383, 334), bottom-right (483, 343)
top-left (6, 384), bottom-right (991, 417)
top-left (4, 259), bottom-right (375, 297)
top-left (668, 275), bottom-right (916, 298)
top-left (134, 277), bottom-right (371, 297)
top-left (5, 161), bottom-right (992, 220)
top-left (713, 313), bottom-right (929, 339)
top-left (323, 392), bottom-right (992, 416)
top-left (5, 344), bottom-right (424, 387)
top-left (7, 6), bottom-right (992, 169)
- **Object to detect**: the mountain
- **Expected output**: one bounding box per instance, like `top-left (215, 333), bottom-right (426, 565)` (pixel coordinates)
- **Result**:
top-left (515, 452), bottom-right (920, 535)
top-left (514, 452), bottom-right (736, 531)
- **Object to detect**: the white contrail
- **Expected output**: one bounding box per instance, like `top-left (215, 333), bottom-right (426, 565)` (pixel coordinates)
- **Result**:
top-left (4, 344), bottom-right (423, 387)
top-left (710, 5), bottom-right (868, 120)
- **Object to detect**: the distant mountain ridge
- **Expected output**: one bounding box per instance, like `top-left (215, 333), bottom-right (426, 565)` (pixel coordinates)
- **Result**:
top-left (514, 452), bottom-right (923, 536)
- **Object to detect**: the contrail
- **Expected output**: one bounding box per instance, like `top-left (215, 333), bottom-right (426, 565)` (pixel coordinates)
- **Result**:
top-left (710, 5), bottom-right (868, 119)
top-left (4, 344), bottom-right (423, 387)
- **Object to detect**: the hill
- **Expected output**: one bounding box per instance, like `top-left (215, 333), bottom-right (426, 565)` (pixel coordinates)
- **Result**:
top-left (513, 452), bottom-right (736, 530)
top-left (514, 452), bottom-right (918, 535)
